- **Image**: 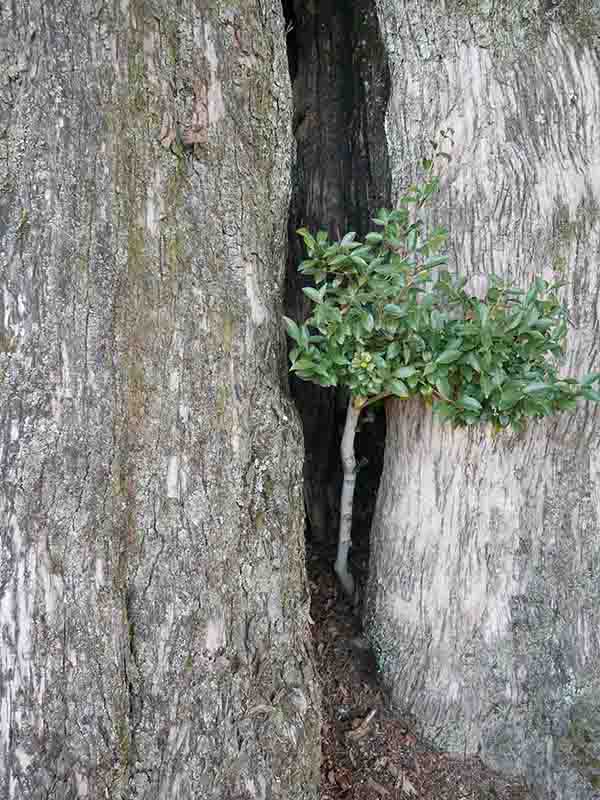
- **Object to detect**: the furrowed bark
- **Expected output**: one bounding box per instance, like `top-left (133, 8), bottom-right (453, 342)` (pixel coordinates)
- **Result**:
top-left (0, 2), bottom-right (319, 798)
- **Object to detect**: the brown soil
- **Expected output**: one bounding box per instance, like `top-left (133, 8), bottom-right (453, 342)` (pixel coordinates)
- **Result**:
top-left (308, 542), bottom-right (533, 800)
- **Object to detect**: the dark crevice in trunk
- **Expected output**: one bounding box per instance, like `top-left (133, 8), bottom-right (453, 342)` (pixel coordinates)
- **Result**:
top-left (282, 0), bottom-right (391, 587)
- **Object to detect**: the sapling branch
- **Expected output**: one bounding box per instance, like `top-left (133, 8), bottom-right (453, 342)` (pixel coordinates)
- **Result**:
top-left (363, 392), bottom-right (391, 408)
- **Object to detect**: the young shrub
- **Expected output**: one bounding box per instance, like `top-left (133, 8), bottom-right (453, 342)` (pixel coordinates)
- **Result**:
top-left (284, 162), bottom-right (600, 598)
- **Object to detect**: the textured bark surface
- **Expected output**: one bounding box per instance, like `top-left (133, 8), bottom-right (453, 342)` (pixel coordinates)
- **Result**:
top-left (283, 0), bottom-right (390, 544)
top-left (0, 2), bottom-right (319, 798)
top-left (367, 3), bottom-right (600, 798)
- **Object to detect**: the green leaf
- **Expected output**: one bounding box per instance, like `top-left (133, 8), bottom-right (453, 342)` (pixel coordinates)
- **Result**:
top-left (298, 258), bottom-right (318, 273)
top-left (445, 337), bottom-right (463, 351)
top-left (499, 384), bottom-right (522, 410)
top-left (386, 236), bottom-right (404, 249)
top-left (384, 304), bottom-right (407, 318)
top-left (330, 253), bottom-right (349, 267)
top-left (435, 376), bottom-right (452, 399)
top-left (433, 400), bottom-right (456, 421)
top-left (480, 373), bottom-right (493, 399)
top-left (387, 341), bottom-right (402, 359)
top-left (388, 379), bottom-right (409, 398)
top-left (430, 308), bottom-right (445, 331)
top-left (292, 358), bottom-right (316, 371)
top-left (368, 256), bottom-right (385, 272)
top-left (395, 365), bottom-right (417, 379)
top-left (459, 394), bottom-right (482, 412)
top-left (583, 387), bottom-right (600, 403)
top-left (365, 232), bottom-right (383, 245)
top-left (302, 286), bottom-right (323, 304)
top-left (525, 284), bottom-right (537, 305)
top-left (478, 303), bottom-right (489, 327)
top-left (505, 311), bottom-right (524, 332)
top-left (557, 396), bottom-right (577, 412)
top-left (464, 352), bottom-right (481, 372)
top-left (341, 231), bottom-right (357, 246)
top-left (436, 348), bottom-right (462, 365)
top-left (523, 382), bottom-right (551, 394)
top-left (581, 372), bottom-right (600, 386)
top-left (297, 227), bottom-right (316, 253)
top-left (490, 368), bottom-right (506, 388)
top-left (283, 316), bottom-right (301, 343)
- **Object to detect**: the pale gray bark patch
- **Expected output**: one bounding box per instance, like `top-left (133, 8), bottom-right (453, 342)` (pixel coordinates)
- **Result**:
top-left (368, 3), bottom-right (600, 798)
top-left (0, 2), bottom-right (319, 799)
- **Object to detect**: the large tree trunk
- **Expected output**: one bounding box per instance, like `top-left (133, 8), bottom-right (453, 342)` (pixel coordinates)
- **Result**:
top-left (0, 2), bottom-right (319, 798)
top-left (366, 3), bottom-right (600, 798)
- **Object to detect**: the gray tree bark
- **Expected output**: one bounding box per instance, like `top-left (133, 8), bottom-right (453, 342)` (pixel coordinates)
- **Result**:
top-left (366, 3), bottom-right (600, 798)
top-left (0, 2), bottom-right (319, 798)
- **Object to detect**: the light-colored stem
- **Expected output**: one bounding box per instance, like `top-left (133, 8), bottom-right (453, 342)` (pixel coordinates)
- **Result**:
top-left (334, 397), bottom-right (362, 598)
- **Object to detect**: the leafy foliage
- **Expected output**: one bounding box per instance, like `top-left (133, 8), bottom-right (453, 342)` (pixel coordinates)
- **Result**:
top-left (284, 165), bottom-right (600, 432)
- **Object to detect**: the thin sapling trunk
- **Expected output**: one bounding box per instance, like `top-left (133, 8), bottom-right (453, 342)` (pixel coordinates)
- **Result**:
top-left (334, 396), bottom-right (363, 598)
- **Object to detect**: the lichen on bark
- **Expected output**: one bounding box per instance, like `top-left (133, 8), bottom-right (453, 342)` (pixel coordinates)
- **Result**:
top-left (446, 0), bottom-right (600, 49)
